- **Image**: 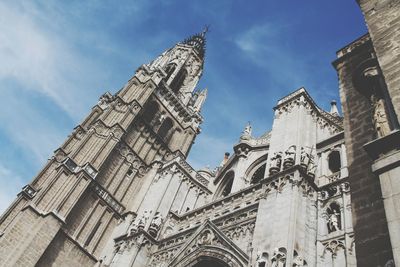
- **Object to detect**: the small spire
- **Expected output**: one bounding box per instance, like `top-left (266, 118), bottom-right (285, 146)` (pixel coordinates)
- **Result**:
top-left (330, 100), bottom-right (340, 116)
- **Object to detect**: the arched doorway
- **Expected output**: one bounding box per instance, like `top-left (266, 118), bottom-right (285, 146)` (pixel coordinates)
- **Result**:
top-left (193, 258), bottom-right (229, 267)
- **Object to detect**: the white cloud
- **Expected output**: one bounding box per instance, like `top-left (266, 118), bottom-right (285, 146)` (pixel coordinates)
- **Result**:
top-left (0, 163), bottom-right (24, 215)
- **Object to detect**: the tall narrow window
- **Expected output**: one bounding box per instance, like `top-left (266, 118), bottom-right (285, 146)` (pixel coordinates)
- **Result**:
top-left (218, 171), bottom-right (234, 198)
top-left (328, 151), bottom-right (341, 173)
top-left (165, 64), bottom-right (176, 82)
top-left (158, 117), bottom-right (173, 142)
top-left (170, 69), bottom-right (188, 93)
top-left (143, 101), bottom-right (159, 125)
top-left (251, 164), bottom-right (266, 184)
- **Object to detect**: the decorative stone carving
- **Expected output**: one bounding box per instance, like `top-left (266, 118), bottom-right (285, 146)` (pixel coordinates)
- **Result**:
top-left (149, 212), bottom-right (163, 238)
top-left (300, 147), bottom-right (310, 168)
top-left (98, 92), bottom-right (113, 109)
top-left (93, 184), bottom-right (125, 214)
top-left (269, 152), bottom-right (282, 175)
top-left (323, 239), bottom-right (345, 256)
top-left (83, 163), bottom-right (98, 179)
top-left (22, 184), bottom-right (37, 199)
top-left (371, 95), bottom-right (391, 138)
top-left (271, 247), bottom-right (286, 267)
top-left (63, 157), bottom-right (78, 172)
top-left (283, 145), bottom-right (296, 169)
top-left (293, 253), bottom-right (307, 267)
top-left (240, 122), bottom-right (252, 140)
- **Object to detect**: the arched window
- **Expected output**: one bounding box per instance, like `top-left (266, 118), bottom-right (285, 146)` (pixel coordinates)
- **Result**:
top-left (143, 101), bottom-right (159, 125)
top-left (165, 63), bottom-right (176, 82)
top-left (251, 164), bottom-right (266, 184)
top-left (158, 117), bottom-right (173, 142)
top-left (328, 151), bottom-right (341, 173)
top-left (327, 202), bottom-right (341, 233)
top-left (170, 69), bottom-right (188, 93)
top-left (215, 171), bottom-right (234, 199)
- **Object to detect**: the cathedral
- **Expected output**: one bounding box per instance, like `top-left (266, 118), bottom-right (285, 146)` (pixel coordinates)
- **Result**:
top-left (0, 1), bottom-right (399, 266)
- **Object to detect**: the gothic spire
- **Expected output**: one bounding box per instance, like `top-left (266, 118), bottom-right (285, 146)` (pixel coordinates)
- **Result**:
top-left (181, 26), bottom-right (209, 59)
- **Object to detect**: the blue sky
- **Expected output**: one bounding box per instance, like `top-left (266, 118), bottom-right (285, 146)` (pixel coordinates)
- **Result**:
top-left (0, 0), bottom-right (366, 213)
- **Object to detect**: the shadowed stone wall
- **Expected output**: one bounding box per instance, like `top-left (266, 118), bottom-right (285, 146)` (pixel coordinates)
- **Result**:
top-left (334, 36), bottom-right (394, 266)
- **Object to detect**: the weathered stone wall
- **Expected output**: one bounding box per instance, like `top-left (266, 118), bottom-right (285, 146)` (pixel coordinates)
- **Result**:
top-left (334, 37), bottom-right (394, 266)
top-left (358, 0), bottom-right (400, 123)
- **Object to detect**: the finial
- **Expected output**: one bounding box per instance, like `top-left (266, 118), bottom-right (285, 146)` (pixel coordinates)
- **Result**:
top-left (201, 25), bottom-right (210, 37)
top-left (330, 100), bottom-right (340, 116)
top-left (240, 121), bottom-right (252, 141)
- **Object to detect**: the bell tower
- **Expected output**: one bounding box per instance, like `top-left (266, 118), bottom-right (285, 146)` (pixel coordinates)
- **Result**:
top-left (0, 29), bottom-right (208, 267)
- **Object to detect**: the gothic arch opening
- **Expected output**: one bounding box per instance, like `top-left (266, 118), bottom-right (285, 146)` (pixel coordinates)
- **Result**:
top-left (170, 69), bottom-right (188, 93)
top-left (328, 150), bottom-right (341, 173)
top-left (158, 117), bottom-right (174, 143)
top-left (215, 171), bottom-right (235, 199)
top-left (143, 101), bottom-right (159, 125)
top-left (245, 154), bottom-right (267, 184)
top-left (251, 164), bottom-right (266, 184)
top-left (165, 63), bottom-right (177, 82)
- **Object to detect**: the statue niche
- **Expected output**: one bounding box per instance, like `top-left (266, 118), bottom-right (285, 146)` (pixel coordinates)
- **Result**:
top-left (353, 60), bottom-right (398, 139)
top-left (371, 94), bottom-right (391, 138)
top-left (326, 203), bottom-right (341, 233)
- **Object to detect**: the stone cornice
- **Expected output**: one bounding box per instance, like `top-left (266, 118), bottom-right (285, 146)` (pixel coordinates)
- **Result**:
top-left (275, 88), bottom-right (343, 131)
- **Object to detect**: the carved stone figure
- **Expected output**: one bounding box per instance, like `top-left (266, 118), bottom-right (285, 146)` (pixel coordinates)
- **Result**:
top-left (300, 147), bottom-right (311, 169)
top-left (371, 95), bottom-right (391, 137)
top-left (149, 212), bottom-right (163, 237)
top-left (271, 247), bottom-right (286, 267)
top-left (293, 255), bottom-right (306, 267)
top-left (328, 212), bottom-right (340, 232)
top-left (283, 145), bottom-right (296, 169)
top-left (307, 155), bottom-right (316, 178)
top-left (98, 92), bottom-right (112, 108)
top-left (269, 152), bottom-right (283, 175)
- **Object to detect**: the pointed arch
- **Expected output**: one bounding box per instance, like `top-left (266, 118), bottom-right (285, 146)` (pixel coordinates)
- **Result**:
top-left (143, 101), bottom-right (159, 125)
top-left (245, 154), bottom-right (268, 184)
top-left (214, 171), bottom-right (235, 199)
top-left (165, 63), bottom-right (177, 82)
top-left (158, 117), bottom-right (174, 143)
top-left (328, 150), bottom-right (341, 173)
top-left (170, 68), bottom-right (188, 93)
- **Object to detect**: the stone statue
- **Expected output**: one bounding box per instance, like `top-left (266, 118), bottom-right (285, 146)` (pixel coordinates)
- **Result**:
top-left (283, 145), bottom-right (296, 168)
top-left (243, 122), bottom-right (252, 136)
top-left (300, 147), bottom-right (310, 167)
top-left (371, 95), bottom-right (391, 137)
top-left (269, 152), bottom-right (283, 175)
top-left (307, 157), bottom-right (317, 178)
top-left (328, 212), bottom-right (340, 232)
top-left (97, 92), bottom-right (112, 108)
top-left (240, 122), bottom-right (252, 141)
top-left (149, 212), bottom-right (163, 237)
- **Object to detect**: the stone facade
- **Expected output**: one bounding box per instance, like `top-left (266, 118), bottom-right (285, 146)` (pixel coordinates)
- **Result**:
top-left (0, 3), bottom-right (399, 266)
